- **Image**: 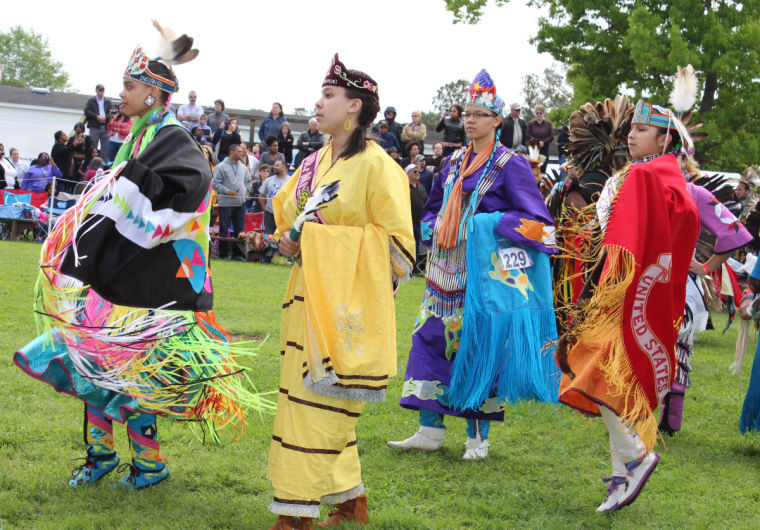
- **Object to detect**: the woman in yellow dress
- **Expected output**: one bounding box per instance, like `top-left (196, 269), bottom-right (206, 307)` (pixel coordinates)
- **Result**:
top-left (266, 53), bottom-right (415, 530)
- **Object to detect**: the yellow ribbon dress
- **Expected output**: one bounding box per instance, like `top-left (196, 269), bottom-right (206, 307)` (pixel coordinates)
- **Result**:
top-left (267, 141), bottom-right (415, 517)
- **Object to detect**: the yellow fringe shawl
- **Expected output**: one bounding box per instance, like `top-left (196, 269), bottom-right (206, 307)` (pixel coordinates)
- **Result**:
top-left (569, 245), bottom-right (658, 449)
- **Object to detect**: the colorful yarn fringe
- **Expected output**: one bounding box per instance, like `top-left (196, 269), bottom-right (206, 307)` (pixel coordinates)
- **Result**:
top-left (32, 165), bottom-right (273, 442)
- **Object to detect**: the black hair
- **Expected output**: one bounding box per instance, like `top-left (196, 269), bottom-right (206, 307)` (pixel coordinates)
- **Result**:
top-left (54, 130), bottom-right (65, 142)
top-left (191, 126), bottom-right (202, 135)
top-left (450, 104), bottom-right (464, 119)
top-left (657, 127), bottom-right (681, 153)
top-left (406, 141), bottom-right (422, 156)
top-left (74, 122), bottom-right (85, 133)
top-left (265, 135), bottom-right (278, 145)
top-left (341, 75), bottom-right (381, 160)
top-left (147, 61), bottom-right (177, 104)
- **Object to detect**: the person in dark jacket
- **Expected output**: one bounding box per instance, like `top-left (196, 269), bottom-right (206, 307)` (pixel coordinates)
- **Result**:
top-left (277, 122), bottom-right (295, 166)
top-left (382, 106), bottom-right (403, 142)
top-left (212, 117), bottom-right (242, 162)
top-left (83, 84), bottom-right (113, 163)
top-left (51, 130), bottom-right (74, 190)
top-left (406, 162), bottom-right (428, 261)
top-left (294, 118), bottom-right (324, 168)
top-left (526, 104), bottom-right (554, 173)
top-left (499, 102), bottom-right (527, 149)
top-left (436, 104), bottom-right (466, 156)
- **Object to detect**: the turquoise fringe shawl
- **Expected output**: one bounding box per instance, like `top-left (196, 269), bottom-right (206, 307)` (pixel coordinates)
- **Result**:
top-left (447, 212), bottom-right (560, 411)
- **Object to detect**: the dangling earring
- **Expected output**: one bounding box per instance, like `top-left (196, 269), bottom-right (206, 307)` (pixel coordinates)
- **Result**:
top-left (144, 94), bottom-right (156, 107)
top-left (344, 117), bottom-right (352, 131)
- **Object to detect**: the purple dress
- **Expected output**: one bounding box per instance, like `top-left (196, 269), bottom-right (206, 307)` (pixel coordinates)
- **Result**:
top-left (400, 145), bottom-right (556, 420)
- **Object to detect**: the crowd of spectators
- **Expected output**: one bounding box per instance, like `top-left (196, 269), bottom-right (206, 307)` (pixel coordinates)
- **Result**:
top-left (2, 83), bottom-right (561, 264)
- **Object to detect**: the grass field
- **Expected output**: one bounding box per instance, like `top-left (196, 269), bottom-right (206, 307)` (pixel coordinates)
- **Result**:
top-left (3, 239), bottom-right (760, 529)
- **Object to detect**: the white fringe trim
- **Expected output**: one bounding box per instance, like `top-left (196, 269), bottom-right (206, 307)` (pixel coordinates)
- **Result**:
top-left (303, 373), bottom-right (387, 402)
top-left (267, 501), bottom-right (320, 518)
top-left (321, 483), bottom-right (365, 505)
top-left (390, 239), bottom-right (413, 286)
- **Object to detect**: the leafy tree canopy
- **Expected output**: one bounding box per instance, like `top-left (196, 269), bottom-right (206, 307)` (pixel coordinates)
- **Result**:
top-left (431, 79), bottom-right (470, 113)
top-left (0, 26), bottom-right (69, 91)
top-left (443, 0), bottom-right (760, 171)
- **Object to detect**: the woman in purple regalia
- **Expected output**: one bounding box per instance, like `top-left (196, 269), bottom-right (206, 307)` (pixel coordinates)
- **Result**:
top-left (658, 152), bottom-right (753, 435)
top-left (389, 70), bottom-right (558, 460)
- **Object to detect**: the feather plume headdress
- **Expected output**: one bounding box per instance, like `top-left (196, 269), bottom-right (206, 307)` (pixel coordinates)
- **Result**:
top-left (123, 20), bottom-right (199, 93)
top-left (566, 95), bottom-right (635, 176)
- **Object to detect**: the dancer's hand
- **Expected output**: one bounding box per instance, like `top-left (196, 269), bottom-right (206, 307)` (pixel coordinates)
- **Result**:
top-left (690, 259), bottom-right (707, 276)
top-left (740, 297), bottom-right (755, 320)
top-left (555, 335), bottom-right (575, 379)
top-left (279, 232), bottom-right (300, 257)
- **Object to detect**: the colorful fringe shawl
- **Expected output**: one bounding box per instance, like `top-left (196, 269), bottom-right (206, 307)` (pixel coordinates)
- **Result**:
top-left (24, 131), bottom-right (272, 441)
top-left (447, 212), bottom-right (559, 411)
top-left (423, 147), bottom-right (512, 319)
top-left (562, 155), bottom-right (699, 448)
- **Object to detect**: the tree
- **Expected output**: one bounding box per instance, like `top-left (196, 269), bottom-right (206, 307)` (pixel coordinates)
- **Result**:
top-left (293, 107), bottom-right (313, 116)
top-left (520, 64), bottom-right (572, 123)
top-left (431, 79), bottom-right (470, 114)
top-left (443, 1), bottom-right (760, 171)
top-left (421, 111), bottom-right (440, 128)
top-left (0, 26), bottom-right (69, 91)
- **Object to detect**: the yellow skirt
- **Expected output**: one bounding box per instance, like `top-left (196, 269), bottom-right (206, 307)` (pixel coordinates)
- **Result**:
top-left (266, 263), bottom-right (366, 518)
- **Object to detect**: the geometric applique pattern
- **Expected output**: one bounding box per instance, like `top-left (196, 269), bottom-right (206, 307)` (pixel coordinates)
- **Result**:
top-left (172, 240), bottom-right (207, 293)
top-left (487, 252), bottom-right (533, 300)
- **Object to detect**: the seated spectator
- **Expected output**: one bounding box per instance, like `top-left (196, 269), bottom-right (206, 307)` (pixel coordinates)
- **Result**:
top-left (260, 136), bottom-right (286, 166)
top-left (243, 141), bottom-right (261, 176)
top-left (425, 141), bottom-right (445, 177)
top-left (375, 120), bottom-right (400, 152)
top-left (252, 143), bottom-right (264, 158)
top-left (278, 122), bottom-right (295, 166)
top-left (295, 118), bottom-right (324, 168)
top-left (77, 147), bottom-right (100, 181)
top-left (192, 126), bottom-right (211, 146)
top-left (387, 145), bottom-right (403, 167)
top-left (107, 110), bottom-right (134, 162)
top-left (83, 157), bottom-right (104, 181)
top-left (401, 110), bottom-right (427, 149)
top-left (198, 114), bottom-right (213, 137)
top-left (258, 159), bottom-right (290, 234)
top-left (22, 153), bottom-right (62, 192)
top-left (199, 143), bottom-right (217, 169)
top-left (401, 141), bottom-right (422, 167)
top-left (207, 99), bottom-right (229, 133)
top-left (258, 102), bottom-right (285, 145)
top-left (249, 163), bottom-right (271, 214)
top-left (213, 117), bottom-right (242, 162)
top-left (416, 154), bottom-right (435, 195)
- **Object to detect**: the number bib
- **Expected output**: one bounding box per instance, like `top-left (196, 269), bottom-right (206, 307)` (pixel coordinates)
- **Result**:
top-left (498, 246), bottom-right (533, 271)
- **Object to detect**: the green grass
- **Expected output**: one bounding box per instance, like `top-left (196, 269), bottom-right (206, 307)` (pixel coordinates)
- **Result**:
top-left (3, 239), bottom-right (760, 528)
